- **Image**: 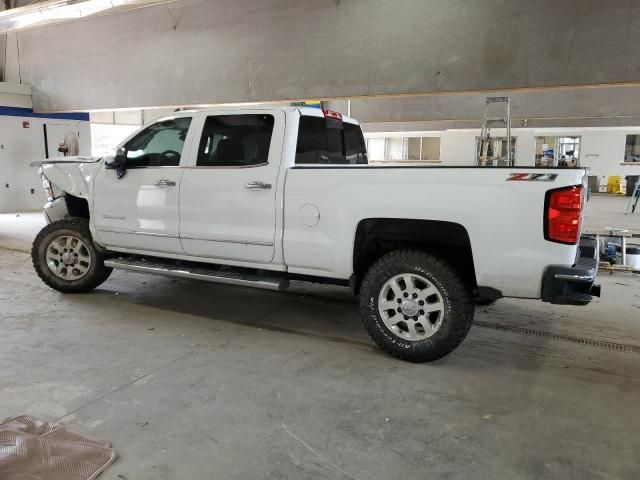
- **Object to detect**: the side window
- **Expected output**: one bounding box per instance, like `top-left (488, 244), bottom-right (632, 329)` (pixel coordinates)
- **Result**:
top-left (295, 116), bottom-right (367, 165)
top-left (295, 116), bottom-right (330, 164)
top-left (197, 114), bottom-right (274, 167)
top-left (124, 117), bottom-right (192, 167)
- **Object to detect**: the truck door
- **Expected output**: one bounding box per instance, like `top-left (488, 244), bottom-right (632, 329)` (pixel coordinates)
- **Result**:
top-left (179, 110), bottom-right (284, 263)
top-left (92, 116), bottom-right (194, 254)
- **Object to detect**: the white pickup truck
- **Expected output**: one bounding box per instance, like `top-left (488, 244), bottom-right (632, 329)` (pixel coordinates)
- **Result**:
top-left (32, 106), bottom-right (599, 362)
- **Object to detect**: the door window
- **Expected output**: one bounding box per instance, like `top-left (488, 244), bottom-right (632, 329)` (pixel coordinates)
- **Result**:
top-left (124, 117), bottom-right (192, 167)
top-left (196, 114), bottom-right (275, 167)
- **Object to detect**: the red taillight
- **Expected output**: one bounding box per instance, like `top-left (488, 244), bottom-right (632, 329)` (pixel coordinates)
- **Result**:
top-left (322, 109), bottom-right (343, 120)
top-left (545, 185), bottom-right (584, 244)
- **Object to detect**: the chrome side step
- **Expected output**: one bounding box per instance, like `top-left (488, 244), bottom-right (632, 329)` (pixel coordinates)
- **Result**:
top-left (104, 257), bottom-right (288, 291)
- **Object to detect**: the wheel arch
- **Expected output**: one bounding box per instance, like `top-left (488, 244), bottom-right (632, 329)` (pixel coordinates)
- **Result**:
top-left (64, 194), bottom-right (90, 219)
top-left (352, 218), bottom-right (477, 293)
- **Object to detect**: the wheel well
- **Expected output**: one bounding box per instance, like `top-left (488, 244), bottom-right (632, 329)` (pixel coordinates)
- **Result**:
top-left (65, 194), bottom-right (90, 219)
top-left (353, 218), bottom-right (476, 293)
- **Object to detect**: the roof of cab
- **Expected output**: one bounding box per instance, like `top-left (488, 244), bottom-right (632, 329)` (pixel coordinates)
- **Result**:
top-left (162, 105), bottom-right (359, 125)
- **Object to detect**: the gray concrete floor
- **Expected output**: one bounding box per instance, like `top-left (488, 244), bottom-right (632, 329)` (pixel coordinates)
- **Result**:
top-left (1, 197), bottom-right (640, 480)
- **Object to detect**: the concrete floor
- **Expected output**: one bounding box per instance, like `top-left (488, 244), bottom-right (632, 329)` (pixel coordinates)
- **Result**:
top-left (1, 197), bottom-right (640, 480)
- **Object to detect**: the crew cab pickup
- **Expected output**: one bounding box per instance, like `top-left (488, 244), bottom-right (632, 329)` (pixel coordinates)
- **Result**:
top-left (31, 106), bottom-right (599, 362)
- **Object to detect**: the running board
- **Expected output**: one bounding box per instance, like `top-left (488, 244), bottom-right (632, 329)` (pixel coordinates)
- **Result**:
top-left (104, 257), bottom-right (289, 291)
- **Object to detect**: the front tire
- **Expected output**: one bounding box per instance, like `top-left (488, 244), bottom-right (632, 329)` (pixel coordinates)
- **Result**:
top-left (32, 218), bottom-right (112, 293)
top-left (359, 250), bottom-right (474, 362)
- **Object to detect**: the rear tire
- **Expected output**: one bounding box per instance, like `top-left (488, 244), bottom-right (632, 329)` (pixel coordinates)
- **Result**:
top-left (32, 218), bottom-right (112, 293)
top-left (359, 250), bottom-right (474, 362)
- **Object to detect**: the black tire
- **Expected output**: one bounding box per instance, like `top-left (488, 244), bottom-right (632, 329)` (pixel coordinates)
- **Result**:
top-left (32, 218), bottom-right (112, 293)
top-left (359, 250), bottom-right (474, 362)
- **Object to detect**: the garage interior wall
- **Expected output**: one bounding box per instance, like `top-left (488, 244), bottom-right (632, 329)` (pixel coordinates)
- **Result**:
top-left (11, 0), bottom-right (640, 112)
top-left (0, 84), bottom-right (91, 213)
top-left (363, 127), bottom-right (640, 180)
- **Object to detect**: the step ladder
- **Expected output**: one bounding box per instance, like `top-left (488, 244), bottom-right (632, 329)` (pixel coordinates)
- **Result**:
top-left (476, 96), bottom-right (513, 167)
top-left (104, 257), bottom-right (290, 291)
top-left (626, 178), bottom-right (640, 215)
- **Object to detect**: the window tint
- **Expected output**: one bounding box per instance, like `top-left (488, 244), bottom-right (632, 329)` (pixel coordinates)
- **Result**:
top-left (344, 122), bottom-right (368, 164)
top-left (295, 116), bottom-right (368, 165)
top-left (197, 114), bottom-right (274, 167)
top-left (124, 117), bottom-right (191, 167)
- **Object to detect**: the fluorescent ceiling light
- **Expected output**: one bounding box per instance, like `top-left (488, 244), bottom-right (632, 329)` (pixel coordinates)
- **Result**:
top-left (0, 0), bottom-right (175, 33)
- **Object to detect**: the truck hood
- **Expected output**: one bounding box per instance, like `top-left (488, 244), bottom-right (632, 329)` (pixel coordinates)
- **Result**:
top-left (34, 157), bottom-right (104, 200)
top-left (30, 155), bottom-right (101, 167)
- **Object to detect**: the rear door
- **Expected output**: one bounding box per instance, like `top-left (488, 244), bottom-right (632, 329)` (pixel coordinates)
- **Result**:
top-left (179, 110), bottom-right (285, 263)
top-left (92, 116), bottom-right (194, 253)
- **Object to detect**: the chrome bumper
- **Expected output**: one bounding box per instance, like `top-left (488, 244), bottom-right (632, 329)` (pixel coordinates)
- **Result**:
top-left (541, 236), bottom-right (601, 306)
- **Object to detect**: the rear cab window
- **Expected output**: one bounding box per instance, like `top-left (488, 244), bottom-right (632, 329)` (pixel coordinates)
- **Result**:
top-left (295, 113), bottom-right (367, 165)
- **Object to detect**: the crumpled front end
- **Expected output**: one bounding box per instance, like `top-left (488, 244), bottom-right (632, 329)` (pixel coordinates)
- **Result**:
top-left (34, 157), bottom-right (102, 224)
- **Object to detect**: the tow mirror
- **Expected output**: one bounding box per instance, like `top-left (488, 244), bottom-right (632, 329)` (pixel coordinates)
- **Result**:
top-left (105, 149), bottom-right (127, 169)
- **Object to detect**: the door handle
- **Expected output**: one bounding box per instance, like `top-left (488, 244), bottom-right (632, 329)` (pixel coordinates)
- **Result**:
top-left (244, 181), bottom-right (272, 190)
top-left (154, 179), bottom-right (176, 187)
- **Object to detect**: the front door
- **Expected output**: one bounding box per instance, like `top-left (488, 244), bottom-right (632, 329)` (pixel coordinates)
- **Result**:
top-left (92, 116), bottom-right (194, 254)
top-left (179, 110), bottom-right (284, 264)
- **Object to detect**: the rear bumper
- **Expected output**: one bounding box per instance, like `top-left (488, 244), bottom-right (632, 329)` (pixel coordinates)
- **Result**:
top-left (541, 237), bottom-right (601, 306)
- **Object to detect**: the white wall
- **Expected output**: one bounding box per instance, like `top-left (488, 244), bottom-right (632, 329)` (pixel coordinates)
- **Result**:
top-left (0, 115), bottom-right (91, 213)
top-left (367, 127), bottom-right (640, 182)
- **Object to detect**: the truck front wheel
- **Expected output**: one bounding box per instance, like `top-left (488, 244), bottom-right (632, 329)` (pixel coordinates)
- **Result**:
top-left (32, 218), bottom-right (112, 293)
top-left (359, 250), bottom-right (474, 362)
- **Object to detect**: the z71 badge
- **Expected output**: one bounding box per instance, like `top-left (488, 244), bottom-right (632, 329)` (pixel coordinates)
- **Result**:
top-left (507, 173), bottom-right (558, 182)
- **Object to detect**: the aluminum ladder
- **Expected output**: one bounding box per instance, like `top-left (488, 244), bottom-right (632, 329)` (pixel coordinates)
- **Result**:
top-left (476, 96), bottom-right (513, 167)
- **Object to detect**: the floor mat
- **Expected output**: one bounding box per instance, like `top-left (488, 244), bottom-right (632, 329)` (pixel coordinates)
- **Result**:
top-left (0, 416), bottom-right (116, 480)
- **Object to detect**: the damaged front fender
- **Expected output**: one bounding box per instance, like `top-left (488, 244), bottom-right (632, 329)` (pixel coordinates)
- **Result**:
top-left (32, 157), bottom-right (103, 201)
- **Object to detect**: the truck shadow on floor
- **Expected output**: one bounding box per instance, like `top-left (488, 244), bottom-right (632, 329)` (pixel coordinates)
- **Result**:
top-left (87, 270), bottom-right (640, 377)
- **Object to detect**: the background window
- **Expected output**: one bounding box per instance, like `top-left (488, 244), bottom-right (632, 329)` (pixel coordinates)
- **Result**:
top-left (295, 116), bottom-right (367, 164)
top-left (625, 135), bottom-right (640, 163)
top-left (197, 114), bottom-right (274, 167)
top-left (405, 138), bottom-right (421, 161)
top-left (365, 136), bottom-right (441, 163)
top-left (385, 138), bottom-right (404, 161)
top-left (535, 136), bottom-right (580, 167)
top-left (124, 117), bottom-right (192, 167)
top-left (421, 137), bottom-right (441, 161)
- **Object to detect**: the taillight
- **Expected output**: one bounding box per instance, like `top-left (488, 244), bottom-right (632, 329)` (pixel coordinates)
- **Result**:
top-left (322, 109), bottom-right (343, 120)
top-left (545, 185), bottom-right (584, 244)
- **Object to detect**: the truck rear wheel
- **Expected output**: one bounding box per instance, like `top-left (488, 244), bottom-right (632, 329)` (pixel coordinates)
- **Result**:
top-left (359, 250), bottom-right (474, 362)
top-left (32, 218), bottom-right (112, 293)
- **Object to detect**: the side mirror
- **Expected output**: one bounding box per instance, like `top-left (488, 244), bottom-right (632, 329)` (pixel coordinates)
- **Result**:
top-left (105, 149), bottom-right (126, 169)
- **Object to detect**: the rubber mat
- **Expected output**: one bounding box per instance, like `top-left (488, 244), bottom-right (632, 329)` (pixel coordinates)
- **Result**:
top-left (0, 416), bottom-right (116, 480)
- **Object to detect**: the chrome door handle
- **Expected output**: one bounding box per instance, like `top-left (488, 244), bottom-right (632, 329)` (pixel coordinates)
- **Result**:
top-left (154, 179), bottom-right (176, 187)
top-left (244, 181), bottom-right (272, 190)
